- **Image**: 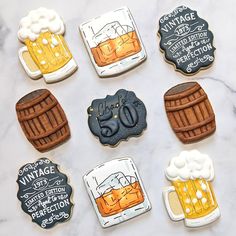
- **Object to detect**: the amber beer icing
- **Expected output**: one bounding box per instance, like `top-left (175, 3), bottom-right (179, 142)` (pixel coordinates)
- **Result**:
top-left (165, 150), bottom-right (219, 220)
top-left (17, 7), bottom-right (77, 82)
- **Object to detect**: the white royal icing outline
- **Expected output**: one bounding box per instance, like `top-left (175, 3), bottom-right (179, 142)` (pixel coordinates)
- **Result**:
top-left (83, 157), bottom-right (151, 228)
top-left (18, 7), bottom-right (78, 83)
top-left (163, 150), bottom-right (220, 227)
top-left (80, 6), bottom-right (146, 77)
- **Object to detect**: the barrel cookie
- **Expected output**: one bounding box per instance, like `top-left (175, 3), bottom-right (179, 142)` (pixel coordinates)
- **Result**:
top-left (158, 6), bottom-right (215, 75)
top-left (17, 158), bottom-right (73, 229)
top-left (164, 82), bottom-right (216, 143)
top-left (87, 89), bottom-right (147, 146)
top-left (16, 89), bottom-right (70, 152)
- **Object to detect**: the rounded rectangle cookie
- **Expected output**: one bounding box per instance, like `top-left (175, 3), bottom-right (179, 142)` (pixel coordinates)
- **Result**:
top-left (83, 157), bottom-right (151, 227)
top-left (17, 158), bottom-right (73, 229)
top-left (158, 6), bottom-right (215, 75)
top-left (80, 6), bottom-right (146, 77)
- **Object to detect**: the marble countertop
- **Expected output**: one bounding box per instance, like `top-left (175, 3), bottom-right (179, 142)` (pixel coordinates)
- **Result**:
top-left (0, 0), bottom-right (236, 235)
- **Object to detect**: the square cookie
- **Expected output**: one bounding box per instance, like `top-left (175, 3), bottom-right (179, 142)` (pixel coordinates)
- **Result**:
top-left (80, 6), bottom-right (146, 77)
top-left (83, 158), bottom-right (151, 227)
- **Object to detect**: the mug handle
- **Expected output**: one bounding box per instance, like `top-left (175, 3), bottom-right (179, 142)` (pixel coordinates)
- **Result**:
top-left (163, 186), bottom-right (185, 221)
top-left (18, 46), bottom-right (42, 79)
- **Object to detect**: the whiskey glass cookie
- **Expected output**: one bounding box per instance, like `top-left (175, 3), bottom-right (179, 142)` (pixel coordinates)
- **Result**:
top-left (87, 89), bottom-right (147, 146)
top-left (84, 157), bottom-right (151, 227)
top-left (163, 150), bottom-right (220, 227)
top-left (18, 7), bottom-right (77, 83)
top-left (16, 89), bottom-right (70, 152)
top-left (80, 6), bottom-right (146, 77)
top-left (158, 6), bottom-right (215, 75)
top-left (17, 158), bottom-right (73, 229)
top-left (164, 82), bottom-right (216, 143)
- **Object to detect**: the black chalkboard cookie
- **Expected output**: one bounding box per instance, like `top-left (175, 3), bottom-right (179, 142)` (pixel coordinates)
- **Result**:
top-left (87, 89), bottom-right (147, 146)
top-left (158, 6), bottom-right (215, 75)
top-left (17, 158), bottom-right (73, 229)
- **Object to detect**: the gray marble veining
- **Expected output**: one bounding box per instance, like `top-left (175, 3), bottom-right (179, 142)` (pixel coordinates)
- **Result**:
top-left (0, 18), bottom-right (9, 49)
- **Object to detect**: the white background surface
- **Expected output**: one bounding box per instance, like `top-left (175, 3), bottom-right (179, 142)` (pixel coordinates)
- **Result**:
top-left (0, 0), bottom-right (236, 235)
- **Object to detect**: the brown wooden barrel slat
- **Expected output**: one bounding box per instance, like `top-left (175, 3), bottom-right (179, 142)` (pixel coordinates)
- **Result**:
top-left (17, 99), bottom-right (58, 121)
top-left (178, 110), bottom-right (191, 139)
top-left (173, 115), bottom-right (215, 132)
top-left (21, 121), bottom-right (31, 137)
top-left (45, 110), bottom-right (58, 141)
top-left (27, 120), bottom-right (68, 140)
top-left (36, 128), bottom-right (70, 152)
top-left (33, 116), bottom-right (45, 134)
top-left (188, 94), bottom-right (202, 136)
top-left (193, 102), bottom-right (206, 133)
top-left (16, 89), bottom-right (70, 152)
top-left (37, 114), bottom-right (47, 132)
top-left (31, 118), bottom-right (40, 135)
top-left (164, 82), bottom-right (216, 144)
top-left (28, 119), bottom-right (37, 136)
top-left (165, 82), bottom-right (201, 100)
top-left (165, 94), bottom-right (207, 111)
top-left (177, 128), bottom-right (216, 143)
top-left (16, 90), bottom-right (51, 110)
top-left (52, 105), bottom-right (65, 136)
top-left (182, 106), bottom-right (196, 138)
top-left (207, 102), bottom-right (215, 131)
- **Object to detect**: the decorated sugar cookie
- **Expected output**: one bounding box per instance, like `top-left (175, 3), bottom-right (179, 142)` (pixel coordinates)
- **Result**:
top-left (16, 89), bottom-right (70, 152)
top-left (84, 157), bottom-right (151, 227)
top-left (87, 89), bottom-right (147, 146)
top-left (158, 6), bottom-right (215, 75)
top-left (164, 82), bottom-right (216, 143)
top-left (18, 7), bottom-right (77, 83)
top-left (17, 158), bottom-right (73, 229)
top-left (163, 150), bottom-right (220, 227)
top-left (80, 6), bottom-right (146, 77)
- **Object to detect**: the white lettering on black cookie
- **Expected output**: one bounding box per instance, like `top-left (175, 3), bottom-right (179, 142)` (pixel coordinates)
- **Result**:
top-left (17, 158), bottom-right (73, 229)
top-left (87, 89), bottom-right (147, 146)
top-left (158, 6), bottom-right (215, 75)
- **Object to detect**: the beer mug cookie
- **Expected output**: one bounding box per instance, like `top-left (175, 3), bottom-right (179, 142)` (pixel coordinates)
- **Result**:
top-left (163, 150), bottom-right (220, 227)
top-left (18, 8), bottom-right (77, 83)
top-left (80, 6), bottom-right (146, 77)
top-left (84, 158), bottom-right (151, 227)
top-left (158, 6), bottom-right (215, 75)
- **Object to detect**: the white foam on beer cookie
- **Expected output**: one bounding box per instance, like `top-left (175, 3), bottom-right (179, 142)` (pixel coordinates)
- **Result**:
top-left (165, 150), bottom-right (214, 182)
top-left (18, 7), bottom-right (65, 42)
